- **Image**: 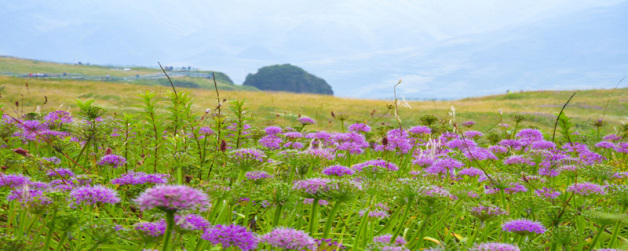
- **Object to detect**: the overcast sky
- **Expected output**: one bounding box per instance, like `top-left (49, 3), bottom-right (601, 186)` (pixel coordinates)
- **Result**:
top-left (1, 0), bottom-right (627, 99)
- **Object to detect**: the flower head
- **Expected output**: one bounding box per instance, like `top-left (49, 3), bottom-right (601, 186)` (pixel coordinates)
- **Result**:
top-left (70, 185), bottom-right (120, 205)
top-left (202, 224), bottom-right (258, 251)
top-left (567, 182), bottom-right (605, 196)
top-left (261, 227), bottom-right (317, 250)
top-left (46, 168), bottom-right (75, 178)
top-left (298, 117), bottom-right (316, 125)
top-left (322, 165), bottom-right (355, 177)
top-left (97, 154), bottom-right (126, 168)
top-left (471, 242), bottom-right (520, 251)
top-left (134, 185), bottom-right (210, 212)
top-left (502, 219), bottom-right (545, 235)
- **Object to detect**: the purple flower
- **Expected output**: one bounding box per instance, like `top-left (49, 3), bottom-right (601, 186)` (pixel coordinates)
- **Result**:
top-left (463, 147), bottom-right (498, 161)
top-left (446, 138), bottom-right (477, 149)
top-left (293, 178), bottom-right (333, 197)
top-left (322, 165), bottom-right (355, 177)
top-left (0, 174), bottom-right (31, 188)
top-left (502, 219), bottom-right (546, 234)
top-left (231, 148), bottom-right (266, 162)
top-left (462, 121), bottom-right (476, 127)
top-left (531, 140), bottom-right (556, 150)
top-left (603, 134), bottom-right (622, 142)
top-left (46, 168), bottom-right (75, 178)
top-left (352, 160), bottom-right (399, 173)
top-left (298, 117), bottom-right (316, 125)
top-left (7, 186), bottom-right (52, 206)
top-left (135, 220), bottom-right (166, 237)
top-left (259, 135), bottom-right (282, 150)
top-left (70, 185), bottom-right (120, 205)
top-left (264, 126), bottom-right (283, 135)
top-left (470, 205), bottom-right (507, 221)
top-left (202, 224), bottom-right (258, 251)
top-left (567, 182), bottom-right (605, 196)
top-left (594, 141), bottom-right (615, 149)
top-left (499, 139), bottom-right (525, 151)
top-left (489, 145), bottom-right (509, 154)
top-left (283, 132), bottom-right (304, 139)
top-left (199, 126), bottom-right (215, 135)
top-left (134, 185), bottom-right (210, 212)
top-left (303, 198), bottom-right (329, 206)
top-left (42, 156), bottom-right (62, 165)
top-left (176, 214), bottom-right (211, 231)
top-left (373, 234), bottom-right (406, 246)
top-left (425, 158), bottom-right (464, 176)
top-left (614, 142), bottom-right (628, 153)
top-left (503, 155), bottom-right (534, 166)
top-left (245, 171), bottom-right (272, 181)
top-left (348, 123), bottom-right (371, 133)
top-left (97, 154), bottom-right (126, 168)
top-left (359, 209), bottom-right (390, 219)
top-left (471, 242), bottom-right (520, 251)
top-left (44, 110), bottom-right (73, 127)
top-left (261, 227), bottom-right (317, 250)
top-left (111, 172), bottom-right (168, 185)
top-left (458, 168), bottom-right (486, 178)
top-left (283, 141), bottom-right (304, 149)
top-left (535, 187), bottom-right (561, 199)
top-left (516, 129), bottom-right (544, 141)
top-left (408, 126), bottom-right (431, 135)
top-left (464, 130), bottom-right (484, 138)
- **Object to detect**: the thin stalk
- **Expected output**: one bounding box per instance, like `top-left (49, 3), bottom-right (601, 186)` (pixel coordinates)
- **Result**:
top-left (162, 211), bottom-right (176, 251)
top-left (309, 198), bottom-right (320, 235)
top-left (42, 210), bottom-right (58, 251)
top-left (390, 204), bottom-right (411, 244)
top-left (323, 201), bottom-right (343, 239)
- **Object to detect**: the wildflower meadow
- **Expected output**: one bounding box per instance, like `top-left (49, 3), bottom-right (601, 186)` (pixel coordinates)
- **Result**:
top-left (0, 88), bottom-right (627, 251)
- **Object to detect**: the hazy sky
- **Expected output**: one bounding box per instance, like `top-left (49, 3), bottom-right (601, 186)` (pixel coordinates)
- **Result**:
top-left (1, 0), bottom-right (627, 99)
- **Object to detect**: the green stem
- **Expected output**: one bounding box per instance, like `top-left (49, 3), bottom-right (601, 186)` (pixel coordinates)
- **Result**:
top-left (162, 211), bottom-right (176, 251)
top-left (309, 199), bottom-right (320, 235)
top-left (390, 204), bottom-right (411, 244)
top-left (54, 232), bottom-right (68, 251)
top-left (323, 201), bottom-right (343, 239)
top-left (588, 224), bottom-right (606, 250)
top-left (42, 210), bottom-right (59, 251)
top-left (409, 215), bottom-right (431, 249)
top-left (272, 204), bottom-right (283, 227)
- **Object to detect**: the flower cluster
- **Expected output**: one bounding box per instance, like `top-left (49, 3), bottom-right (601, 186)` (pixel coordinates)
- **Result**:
top-left (134, 185), bottom-right (210, 212)
top-left (201, 224), bottom-right (258, 251)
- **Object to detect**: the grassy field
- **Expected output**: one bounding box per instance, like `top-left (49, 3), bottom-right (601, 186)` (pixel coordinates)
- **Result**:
top-left (0, 56), bottom-right (254, 91)
top-left (1, 74), bottom-right (626, 134)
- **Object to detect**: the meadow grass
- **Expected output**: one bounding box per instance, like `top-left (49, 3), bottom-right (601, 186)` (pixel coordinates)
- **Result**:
top-left (1, 75), bottom-right (626, 134)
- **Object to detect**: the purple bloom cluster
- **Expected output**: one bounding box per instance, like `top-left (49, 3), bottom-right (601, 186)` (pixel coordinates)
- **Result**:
top-left (245, 171), bottom-right (272, 180)
top-left (303, 198), bottom-right (329, 206)
top-left (259, 135), bottom-right (282, 150)
top-left (97, 154), bottom-right (126, 168)
top-left (353, 159), bottom-right (399, 173)
top-left (134, 185), bottom-right (210, 212)
top-left (516, 129), bottom-right (544, 141)
top-left (425, 158), bottom-right (464, 176)
top-left (201, 224), bottom-right (258, 251)
top-left (293, 178), bottom-right (333, 196)
top-left (0, 174), bottom-right (31, 188)
top-left (535, 187), bottom-right (561, 199)
top-left (470, 205), bottom-right (507, 221)
top-left (176, 214), bottom-right (211, 231)
top-left (298, 117), bottom-right (316, 125)
top-left (70, 185), bottom-right (120, 205)
top-left (502, 219), bottom-right (546, 234)
top-left (110, 172), bottom-right (168, 185)
top-left (135, 220), bottom-right (166, 237)
top-left (471, 243), bottom-right (520, 251)
top-left (373, 234), bottom-right (407, 246)
top-left (567, 182), bottom-right (606, 196)
top-left (199, 126), bottom-right (215, 135)
top-left (408, 126), bottom-right (431, 135)
top-left (42, 156), bottom-right (62, 165)
top-left (261, 227), bottom-right (317, 250)
top-left (348, 123), bottom-right (371, 133)
top-left (231, 148), bottom-right (266, 162)
top-left (464, 130), bottom-right (484, 138)
top-left (322, 165), bottom-right (355, 177)
top-left (46, 168), bottom-right (75, 178)
top-left (264, 126), bottom-right (283, 135)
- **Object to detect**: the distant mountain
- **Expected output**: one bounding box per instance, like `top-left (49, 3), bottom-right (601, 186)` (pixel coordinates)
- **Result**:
top-left (243, 64), bottom-right (333, 95)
